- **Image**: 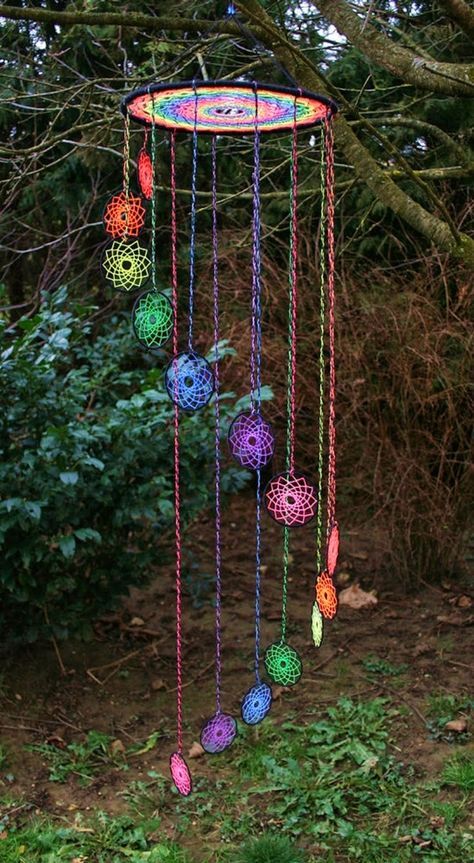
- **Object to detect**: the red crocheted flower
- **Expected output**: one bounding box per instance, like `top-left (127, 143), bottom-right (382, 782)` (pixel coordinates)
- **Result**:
top-left (137, 148), bottom-right (153, 200)
top-left (316, 571), bottom-right (338, 619)
top-left (103, 192), bottom-right (145, 238)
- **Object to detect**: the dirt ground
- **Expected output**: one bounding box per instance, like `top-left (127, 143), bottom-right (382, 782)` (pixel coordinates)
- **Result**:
top-left (0, 493), bottom-right (472, 835)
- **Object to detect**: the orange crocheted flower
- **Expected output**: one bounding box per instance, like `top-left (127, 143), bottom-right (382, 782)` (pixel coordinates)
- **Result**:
top-left (103, 192), bottom-right (145, 238)
top-left (316, 571), bottom-right (338, 619)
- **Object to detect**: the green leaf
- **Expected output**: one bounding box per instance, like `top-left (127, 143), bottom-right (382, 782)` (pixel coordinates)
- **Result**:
top-left (58, 535), bottom-right (76, 558)
top-left (74, 528), bottom-right (102, 543)
top-left (59, 471), bottom-right (79, 485)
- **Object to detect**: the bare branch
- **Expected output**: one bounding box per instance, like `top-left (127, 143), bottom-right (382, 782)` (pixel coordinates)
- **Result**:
top-left (438, 0), bottom-right (474, 40)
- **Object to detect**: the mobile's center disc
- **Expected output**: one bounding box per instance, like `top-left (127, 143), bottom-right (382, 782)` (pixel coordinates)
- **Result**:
top-left (122, 81), bottom-right (336, 134)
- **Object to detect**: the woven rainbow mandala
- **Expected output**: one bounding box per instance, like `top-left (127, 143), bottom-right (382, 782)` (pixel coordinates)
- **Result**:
top-left (228, 412), bottom-right (275, 470)
top-left (200, 712), bottom-right (237, 754)
top-left (265, 471), bottom-right (317, 527)
top-left (132, 290), bottom-right (173, 349)
top-left (122, 82), bottom-right (333, 135)
top-left (102, 239), bottom-right (151, 292)
top-left (264, 642), bottom-right (302, 687)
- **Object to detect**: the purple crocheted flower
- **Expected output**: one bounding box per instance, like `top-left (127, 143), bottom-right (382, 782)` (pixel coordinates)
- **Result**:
top-left (200, 712), bottom-right (237, 754)
top-left (228, 412), bottom-right (275, 470)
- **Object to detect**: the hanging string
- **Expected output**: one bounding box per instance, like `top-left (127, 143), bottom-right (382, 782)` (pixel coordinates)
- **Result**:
top-left (251, 83), bottom-right (263, 680)
top-left (211, 135), bottom-right (223, 715)
top-left (188, 83), bottom-right (199, 351)
top-left (170, 129), bottom-right (183, 754)
top-left (150, 94), bottom-right (157, 293)
top-left (280, 95), bottom-right (299, 645)
top-left (123, 109), bottom-right (131, 203)
top-left (315, 120), bottom-right (328, 573)
top-left (325, 115), bottom-right (337, 536)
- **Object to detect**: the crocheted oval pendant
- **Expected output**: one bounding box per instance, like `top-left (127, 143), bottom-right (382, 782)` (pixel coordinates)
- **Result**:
top-left (165, 351), bottom-right (215, 412)
top-left (264, 471), bottom-right (317, 527)
top-left (228, 412), bottom-right (275, 470)
top-left (316, 571), bottom-right (338, 620)
top-left (311, 602), bottom-right (324, 647)
top-left (169, 751), bottom-right (192, 796)
top-left (327, 521), bottom-right (340, 577)
top-left (264, 642), bottom-right (302, 686)
top-left (241, 682), bottom-right (272, 725)
top-left (132, 290), bottom-right (173, 350)
top-left (200, 712), bottom-right (237, 754)
top-left (137, 148), bottom-right (153, 200)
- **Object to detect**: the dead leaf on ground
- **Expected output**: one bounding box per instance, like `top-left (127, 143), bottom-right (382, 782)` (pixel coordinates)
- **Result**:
top-left (335, 570), bottom-right (351, 586)
top-left (272, 685), bottom-right (290, 701)
top-left (413, 640), bottom-right (435, 657)
top-left (150, 678), bottom-right (167, 691)
top-left (436, 613), bottom-right (474, 627)
top-left (130, 616), bottom-right (145, 627)
top-left (188, 741), bottom-right (205, 759)
top-left (339, 583), bottom-right (378, 610)
top-left (110, 739), bottom-right (126, 756)
top-left (457, 595), bottom-right (472, 609)
top-left (444, 717), bottom-right (468, 733)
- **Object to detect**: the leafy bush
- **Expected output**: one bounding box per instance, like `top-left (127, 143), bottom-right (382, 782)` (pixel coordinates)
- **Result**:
top-left (0, 288), bottom-right (251, 641)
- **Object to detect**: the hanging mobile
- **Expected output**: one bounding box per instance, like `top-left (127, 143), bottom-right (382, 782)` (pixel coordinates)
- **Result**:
top-left (164, 86), bottom-right (214, 412)
top-left (102, 110), bottom-right (151, 292)
top-left (200, 138), bottom-right (237, 755)
top-left (132, 97), bottom-right (173, 352)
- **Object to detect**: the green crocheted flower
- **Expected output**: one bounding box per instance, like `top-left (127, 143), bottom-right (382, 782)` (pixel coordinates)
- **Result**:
top-left (264, 642), bottom-right (302, 686)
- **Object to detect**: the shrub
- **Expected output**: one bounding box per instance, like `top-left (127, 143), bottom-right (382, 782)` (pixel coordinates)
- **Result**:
top-left (0, 288), bottom-right (251, 641)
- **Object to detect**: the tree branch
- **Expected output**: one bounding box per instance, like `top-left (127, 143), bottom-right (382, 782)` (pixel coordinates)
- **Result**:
top-left (236, 0), bottom-right (474, 265)
top-left (439, 0), bottom-right (474, 40)
top-left (312, 0), bottom-right (474, 97)
top-left (367, 117), bottom-right (470, 167)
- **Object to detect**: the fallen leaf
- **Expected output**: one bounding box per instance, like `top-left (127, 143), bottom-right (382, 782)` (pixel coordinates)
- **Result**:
top-left (457, 595), bottom-right (472, 609)
top-left (188, 741), bottom-right (205, 759)
top-left (130, 616), bottom-right (145, 627)
top-left (0, 832), bottom-right (8, 840)
top-left (338, 583), bottom-right (378, 610)
top-left (436, 613), bottom-right (473, 627)
top-left (444, 717), bottom-right (468, 733)
top-left (413, 640), bottom-right (435, 657)
top-left (272, 685), bottom-right (290, 701)
top-left (150, 678), bottom-right (167, 691)
top-left (110, 739), bottom-right (126, 756)
top-left (349, 550), bottom-right (368, 560)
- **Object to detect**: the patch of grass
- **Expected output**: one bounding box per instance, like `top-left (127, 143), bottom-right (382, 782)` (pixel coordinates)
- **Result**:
top-left (362, 654), bottom-right (408, 677)
top-left (425, 693), bottom-right (473, 742)
top-left (26, 730), bottom-right (127, 785)
top-left (442, 751), bottom-right (474, 792)
top-left (232, 833), bottom-right (306, 863)
top-left (0, 809), bottom-right (191, 862)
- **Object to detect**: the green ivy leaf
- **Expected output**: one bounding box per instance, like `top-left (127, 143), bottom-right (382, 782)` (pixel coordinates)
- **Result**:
top-left (59, 471), bottom-right (79, 485)
top-left (58, 535), bottom-right (76, 558)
